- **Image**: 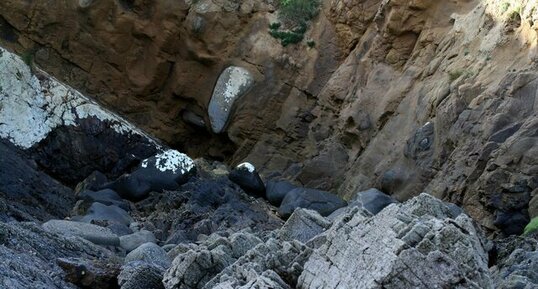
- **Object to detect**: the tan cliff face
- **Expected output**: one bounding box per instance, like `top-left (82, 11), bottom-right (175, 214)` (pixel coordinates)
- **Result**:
top-left (1, 0), bottom-right (538, 235)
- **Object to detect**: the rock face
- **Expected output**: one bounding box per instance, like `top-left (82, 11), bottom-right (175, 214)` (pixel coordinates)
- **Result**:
top-left (208, 67), bottom-right (255, 133)
top-left (298, 194), bottom-right (493, 288)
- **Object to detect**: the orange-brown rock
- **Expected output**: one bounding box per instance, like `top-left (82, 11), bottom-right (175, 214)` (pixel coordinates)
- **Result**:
top-left (2, 0), bottom-right (538, 235)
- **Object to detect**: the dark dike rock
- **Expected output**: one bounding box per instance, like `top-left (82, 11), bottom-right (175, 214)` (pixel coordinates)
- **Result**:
top-left (134, 172), bottom-right (282, 244)
top-left (0, 139), bottom-right (74, 221)
top-left (30, 116), bottom-right (158, 186)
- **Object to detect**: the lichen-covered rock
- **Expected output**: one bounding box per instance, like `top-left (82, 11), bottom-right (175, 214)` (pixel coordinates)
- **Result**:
top-left (163, 232), bottom-right (262, 289)
top-left (118, 261), bottom-right (165, 289)
top-left (107, 149), bottom-right (196, 201)
top-left (0, 47), bottom-right (158, 185)
top-left (211, 270), bottom-right (291, 289)
top-left (208, 66), bottom-right (254, 133)
top-left (298, 194), bottom-right (493, 289)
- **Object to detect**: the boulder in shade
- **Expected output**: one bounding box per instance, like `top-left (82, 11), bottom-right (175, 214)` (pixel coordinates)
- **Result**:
top-left (78, 189), bottom-right (129, 211)
top-left (278, 188), bottom-right (347, 219)
top-left (208, 66), bottom-right (254, 133)
top-left (78, 202), bottom-right (134, 226)
top-left (228, 162), bottom-right (265, 197)
top-left (120, 230), bottom-right (157, 252)
top-left (266, 180), bottom-right (297, 206)
top-left (125, 242), bottom-right (171, 268)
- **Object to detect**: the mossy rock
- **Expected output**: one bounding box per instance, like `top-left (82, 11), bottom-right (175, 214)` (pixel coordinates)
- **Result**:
top-left (523, 217), bottom-right (538, 235)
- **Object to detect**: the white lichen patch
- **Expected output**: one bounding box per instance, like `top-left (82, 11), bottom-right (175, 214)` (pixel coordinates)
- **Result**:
top-left (141, 149), bottom-right (195, 174)
top-left (237, 162), bottom-right (256, 173)
top-left (222, 67), bottom-right (253, 105)
top-left (0, 47), bottom-right (157, 148)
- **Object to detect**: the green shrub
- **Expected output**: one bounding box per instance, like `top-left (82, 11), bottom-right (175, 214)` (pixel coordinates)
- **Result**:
top-left (280, 0), bottom-right (320, 23)
top-left (501, 2), bottom-right (510, 13)
top-left (523, 217), bottom-right (538, 235)
top-left (270, 29), bottom-right (304, 46)
top-left (307, 40), bottom-right (315, 48)
top-left (269, 22), bottom-right (281, 30)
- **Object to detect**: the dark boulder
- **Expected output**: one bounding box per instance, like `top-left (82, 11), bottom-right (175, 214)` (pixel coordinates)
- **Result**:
top-left (352, 188), bottom-right (398, 215)
top-left (106, 149), bottom-right (196, 201)
top-left (279, 188), bottom-right (347, 219)
top-left (228, 162), bottom-right (265, 197)
top-left (78, 189), bottom-right (130, 211)
top-left (75, 171), bottom-right (108, 195)
top-left (266, 180), bottom-right (297, 206)
top-left (31, 116), bottom-right (158, 186)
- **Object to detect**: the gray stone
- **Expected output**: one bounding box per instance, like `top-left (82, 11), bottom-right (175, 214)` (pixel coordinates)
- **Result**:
top-left (163, 232), bottom-right (262, 289)
top-left (42, 219), bottom-right (120, 246)
top-left (279, 209), bottom-right (331, 243)
top-left (278, 188), bottom-right (347, 219)
top-left (204, 238), bottom-right (312, 289)
top-left (211, 270), bottom-right (291, 289)
top-left (208, 66), bottom-right (254, 133)
top-left (298, 193), bottom-right (493, 289)
top-left (118, 261), bottom-right (165, 289)
top-left (351, 188), bottom-right (398, 215)
top-left (266, 180), bottom-right (297, 206)
top-left (79, 202), bottom-right (133, 226)
top-left (78, 189), bottom-right (129, 211)
top-left (120, 230), bottom-right (157, 252)
top-left (125, 242), bottom-right (171, 268)
top-left (182, 110), bottom-right (206, 128)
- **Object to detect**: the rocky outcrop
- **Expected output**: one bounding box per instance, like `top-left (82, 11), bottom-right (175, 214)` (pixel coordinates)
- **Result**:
top-left (298, 194), bottom-right (493, 288)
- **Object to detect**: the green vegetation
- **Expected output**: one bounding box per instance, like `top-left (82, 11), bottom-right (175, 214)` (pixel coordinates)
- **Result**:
top-left (307, 39), bottom-right (316, 48)
top-left (523, 217), bottom-right (538, 235)
top-left (268, 0), bottom-right (320, 47)
top-left (279, 0), bottom-right (320, 23)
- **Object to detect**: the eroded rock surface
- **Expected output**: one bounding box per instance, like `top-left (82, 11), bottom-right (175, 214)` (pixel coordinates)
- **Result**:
top-left (298, 194), bottom-right (493, 289)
